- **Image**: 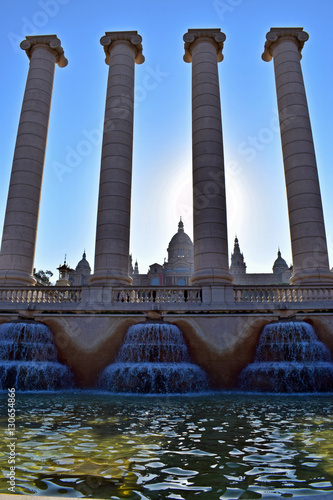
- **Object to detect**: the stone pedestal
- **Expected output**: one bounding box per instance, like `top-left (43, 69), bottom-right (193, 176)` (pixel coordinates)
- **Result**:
top-left (183, 29), bottom-right (233, 285)
top-left (0, 35), bottom-right (67, 286)
top-left (263, 28), bottom-right (333, 284)
top-left (90, 31), bottom-right (144, 286)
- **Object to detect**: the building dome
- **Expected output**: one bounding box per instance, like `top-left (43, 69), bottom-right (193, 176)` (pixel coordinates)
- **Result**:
top-left (273, 250), bottom-right (288, 274)
top-left (167, 218), bottom-right (193, 264)
top-left (75, 251), bottom-right (91, 273)
top-left (168, 218), bottom-right (193, 247)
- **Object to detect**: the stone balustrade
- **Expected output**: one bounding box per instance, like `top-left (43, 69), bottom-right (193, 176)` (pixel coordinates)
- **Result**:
top-left (0, 287), bottom-right (81, 304)
top-left (0, 285), bottom-right (332, 310)
top-left (234, 286), bottom-right (333, 303)
top-left (111, 287), bottom-right (202, 304)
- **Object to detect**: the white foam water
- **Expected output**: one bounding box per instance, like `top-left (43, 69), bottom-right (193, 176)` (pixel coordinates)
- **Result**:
top-left (98, 323), bottom-right (209, 393)
top-left (239, 321), bottom-right (333, 392)
top-left (0, 322), bottom-right (74, 390)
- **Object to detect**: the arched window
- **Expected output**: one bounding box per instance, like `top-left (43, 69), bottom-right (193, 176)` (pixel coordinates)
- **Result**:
top-left (151, 277), bottom-right (159, 286)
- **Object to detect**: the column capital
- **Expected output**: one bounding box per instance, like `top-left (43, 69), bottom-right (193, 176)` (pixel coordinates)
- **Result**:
top-left (183, 28), bottom-right (226, 63)
top-left (262, 27), bottom-right (309, 62)
top-left (100, 31), bottom-right (144, 65)
top-left (20, 35), bottom-right (68, 67)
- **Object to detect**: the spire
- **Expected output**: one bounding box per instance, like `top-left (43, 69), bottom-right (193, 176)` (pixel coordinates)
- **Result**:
top-left (273, 248), bottom-right (288, 274)
top-left (56, 254), bottom-right (74, 286)
top-left (133, 259), bottom-right (139, 275)
top-left (178, 216), bottom-right (184, 232)
top-left (230, 236), bottom-right (246, 275)
top-left (234, 236), bottom-right (239, 249)
top-left (83, 249), bottom-right (86, 259)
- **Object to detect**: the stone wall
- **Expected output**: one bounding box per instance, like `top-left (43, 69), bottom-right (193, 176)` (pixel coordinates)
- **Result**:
top-left (2, 309), bottom-right (333, 389)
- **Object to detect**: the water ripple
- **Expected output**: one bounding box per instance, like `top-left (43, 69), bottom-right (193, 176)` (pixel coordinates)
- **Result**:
top-left (1, 392), bottom-right (333, 498)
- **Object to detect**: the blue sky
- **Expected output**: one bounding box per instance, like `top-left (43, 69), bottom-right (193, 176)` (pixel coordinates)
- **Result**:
top-left (0, 0), bottom-right (332, 280)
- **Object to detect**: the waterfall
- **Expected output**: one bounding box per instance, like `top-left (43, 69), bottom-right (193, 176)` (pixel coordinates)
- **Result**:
top-left (98, 322), bottom-right (209, 393)
top-left (239, 321), bottom-right (333, 392)
top-left (0, 322), bottom-right (74, 390)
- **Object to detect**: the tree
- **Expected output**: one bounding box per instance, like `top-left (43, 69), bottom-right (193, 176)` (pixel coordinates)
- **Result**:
top-left (33, 269), bottom-right (53, 285)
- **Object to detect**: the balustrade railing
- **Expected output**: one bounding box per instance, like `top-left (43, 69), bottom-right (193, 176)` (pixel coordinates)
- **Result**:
top-left (0, 285), bottom-right (332, 307)
top-left (234, 286), bottom-right (333, 303)
top-left (112, 287), bottom-right (202, 304)
top-left (0, 287), bottom-right (82, 304)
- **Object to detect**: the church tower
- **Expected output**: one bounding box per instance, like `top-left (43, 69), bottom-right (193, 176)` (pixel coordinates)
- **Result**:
top-left (230, 237), bottom-right (247, 275)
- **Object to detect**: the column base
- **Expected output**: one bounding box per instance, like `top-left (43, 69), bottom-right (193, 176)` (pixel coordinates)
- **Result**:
top-left (290, 269), bottom-right (333, 286)
top-left (89, 270), bottom-right (133, 286)
top-left (201, 284), bottom-right (234, 305)
top-left (190, 268), bottom-right (234, 286)
top-left (0, 270), bottom-right (36, 286)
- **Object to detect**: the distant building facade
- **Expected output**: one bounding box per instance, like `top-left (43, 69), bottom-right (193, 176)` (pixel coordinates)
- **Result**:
top-left (68, 251), bottom-right (91, 286)
top-left (229, 237), bottom-right (292, 285)
top-left (130, 218), bottom-right (194, 287)
top-left (61, 219), bottom-right (292, 286)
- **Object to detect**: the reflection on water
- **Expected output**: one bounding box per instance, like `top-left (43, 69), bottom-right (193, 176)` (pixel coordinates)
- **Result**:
top-left (0, 392), bottom-right (333, 499)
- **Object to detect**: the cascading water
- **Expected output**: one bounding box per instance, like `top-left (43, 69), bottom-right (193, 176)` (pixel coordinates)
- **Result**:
top-left (98, 322), bottom-right (209, 393)
top-left (239, 321), bottom-right (333, 392)
top-left (0, 322), bottom-right (74, 390)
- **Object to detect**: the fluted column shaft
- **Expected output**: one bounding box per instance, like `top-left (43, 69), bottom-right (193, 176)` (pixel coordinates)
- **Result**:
top-left (184, 29), bottom-right (232, 285)
top-left (91, 32), bottom-right (144, 286)
top-left (0, 35), bottom-right (67, 285)
top-left (263, 28), bottom-right (333, 284)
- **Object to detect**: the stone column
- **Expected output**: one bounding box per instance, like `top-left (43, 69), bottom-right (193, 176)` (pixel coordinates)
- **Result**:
top-left (183, 29), bottom-right (233, 285)
top-left (263, 27), bottom-right (333, 284)
top-left (0, 35), bottom-right (67, 286)
top-left (90, 31), bottom-right (144, 286)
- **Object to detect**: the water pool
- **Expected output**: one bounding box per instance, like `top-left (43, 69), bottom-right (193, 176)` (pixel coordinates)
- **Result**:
top-left (0, 391), bottom-right (333, 499)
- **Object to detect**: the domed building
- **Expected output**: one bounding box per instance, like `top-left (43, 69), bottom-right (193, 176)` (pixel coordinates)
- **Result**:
top-left (273, 250), bottom-right (288, 274)
top-left (229, 238), bottom-right (292, 285)
top-left (132, 218), bottom-right (194, 286)
top-left (62, 223), bottom-right (292, 287)
top-left (166, 218), bottom-right (193, 264)
top-left (68, 251), bottom-right (91, 286)
top-left (272, 250), bottom-right (291, 282)
top-left (163, 218), bottom-right (193, 286)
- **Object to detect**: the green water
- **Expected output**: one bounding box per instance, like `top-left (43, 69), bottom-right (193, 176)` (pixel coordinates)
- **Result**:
top-left (0, 391), bottom-right (333, 499)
